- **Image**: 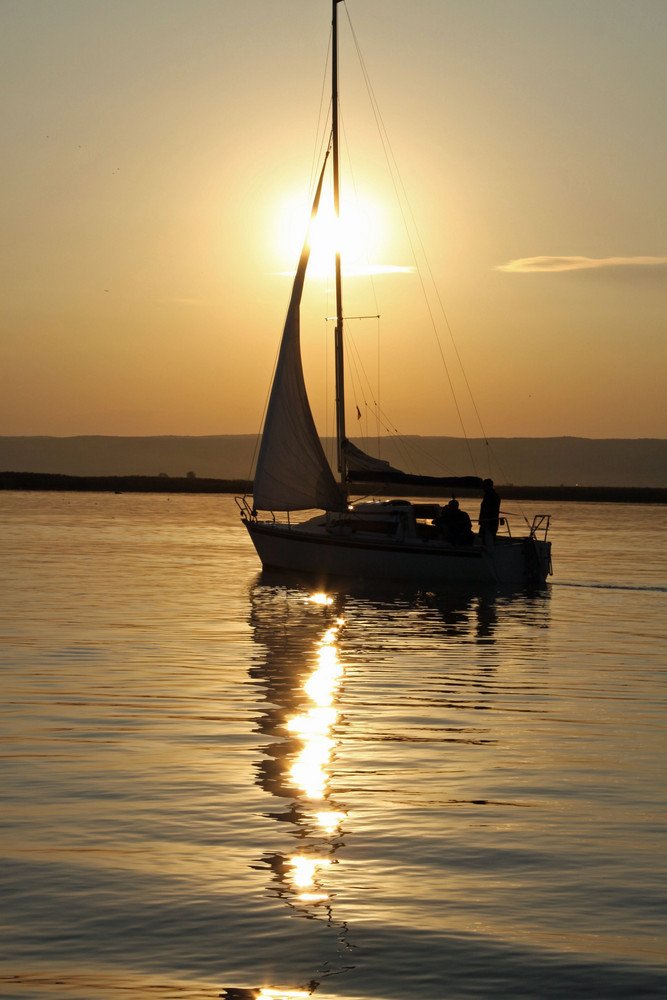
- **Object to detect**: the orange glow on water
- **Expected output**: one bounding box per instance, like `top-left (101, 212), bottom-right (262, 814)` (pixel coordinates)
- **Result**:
top-left (316, 810), bottom-right (346, 832)
top-left (306, 592), bottom-right (333, 606)
top-left (258, 989), bottom-right (312, 1000)
top-left (289, 855), bottom-right (332, 888)
top-left (286, 611), bottom-right (345, 800)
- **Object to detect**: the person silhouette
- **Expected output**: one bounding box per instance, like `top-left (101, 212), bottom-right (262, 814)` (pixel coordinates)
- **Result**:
top-left (439, 498), bottom-right (474, 545)
top-left (478, 478), bottom-right (500, 544)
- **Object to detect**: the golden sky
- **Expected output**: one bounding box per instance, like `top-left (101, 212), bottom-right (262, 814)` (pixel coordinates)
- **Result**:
top-left (1, 0), bottom-right (665, 439)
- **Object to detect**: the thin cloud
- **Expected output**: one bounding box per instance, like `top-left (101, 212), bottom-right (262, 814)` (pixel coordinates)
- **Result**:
top-left (496, 255), bottom-right (667, 273)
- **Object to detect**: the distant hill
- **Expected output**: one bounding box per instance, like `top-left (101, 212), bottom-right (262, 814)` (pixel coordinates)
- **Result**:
top-left (1, 435), bottom-right (665, 488)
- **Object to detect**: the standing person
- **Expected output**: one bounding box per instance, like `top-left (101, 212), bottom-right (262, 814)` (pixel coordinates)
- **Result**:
top-left (478, 478), bottom-right (501, 544)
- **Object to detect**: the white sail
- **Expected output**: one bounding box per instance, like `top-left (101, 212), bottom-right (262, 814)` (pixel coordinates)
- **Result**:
top-left (253, 157), bottom-right (345, 513)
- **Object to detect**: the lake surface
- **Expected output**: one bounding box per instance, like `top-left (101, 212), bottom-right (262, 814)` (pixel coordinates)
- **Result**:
top-left (1, 492), bottom-right (666, 1000)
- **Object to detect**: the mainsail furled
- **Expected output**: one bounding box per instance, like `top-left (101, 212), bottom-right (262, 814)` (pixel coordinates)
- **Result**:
top-left (343, 439), bottom-right (482, 490)
top-left (252, 156), bottom-right (345, 513)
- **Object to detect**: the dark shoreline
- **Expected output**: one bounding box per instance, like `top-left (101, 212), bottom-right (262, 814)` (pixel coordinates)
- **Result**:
top-left (1, 471), bottom-right (665, 504)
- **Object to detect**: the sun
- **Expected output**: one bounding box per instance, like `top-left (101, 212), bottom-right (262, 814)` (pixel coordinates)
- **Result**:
top-left (274, 184), bottom-right (387, 278)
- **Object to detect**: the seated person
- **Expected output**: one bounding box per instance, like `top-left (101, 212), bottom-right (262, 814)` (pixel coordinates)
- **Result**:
top-left (437, 498), bottom-right (474, 545)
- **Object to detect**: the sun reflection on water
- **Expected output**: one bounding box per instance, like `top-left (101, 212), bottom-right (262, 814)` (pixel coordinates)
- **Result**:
top-left (285, 597), bottom-right (346, 896)
top-left (285, 603), bottom-right (345, 810)
top-left (248, 583), bottom-right (354, 994)
top-left (289, 855), bottom-right (332, 888)
top-left (306, 592), bottom-right (333, 606)
top-left (315, 810), bottom-right (346, 833)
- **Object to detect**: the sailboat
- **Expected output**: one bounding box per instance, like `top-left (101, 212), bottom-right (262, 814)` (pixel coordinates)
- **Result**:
top-left (239, 0), bottom-right (552, 587)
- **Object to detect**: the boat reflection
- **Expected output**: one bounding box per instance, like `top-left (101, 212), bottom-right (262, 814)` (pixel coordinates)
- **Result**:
top-left (255, 567), bottom-right (550, 641)
top-left (221, 988), bottom-right (315, 1000)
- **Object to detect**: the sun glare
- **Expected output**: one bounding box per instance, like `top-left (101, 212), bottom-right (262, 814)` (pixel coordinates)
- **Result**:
top-left (289, 855), bottom-right (332, 888)
top-left (306, 592), bottom-right (333, 606)
top-left (275, 186), bottom-right (388, 277)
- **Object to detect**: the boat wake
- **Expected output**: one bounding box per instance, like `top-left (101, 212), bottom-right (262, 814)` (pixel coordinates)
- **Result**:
top-left (554, 581), bottom-right (667, 593)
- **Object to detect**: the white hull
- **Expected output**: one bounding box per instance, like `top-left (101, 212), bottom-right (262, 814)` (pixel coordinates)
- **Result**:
top-left (244, 510), bottom-right (551, 586)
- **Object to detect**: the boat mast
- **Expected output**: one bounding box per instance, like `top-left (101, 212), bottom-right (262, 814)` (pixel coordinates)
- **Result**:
top-left (332, 0), bottom-right (346, 490)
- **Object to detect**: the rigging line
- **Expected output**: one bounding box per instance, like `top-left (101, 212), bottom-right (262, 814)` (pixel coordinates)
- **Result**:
top-left (349, 87), bottom-right (497, 478)
top-left (355, 399), bottom-right (468, 480)
top-left (308, 31), bottom-right (334, 198)
top-left (337, 106), bottom-right (384, 445)
top-left (357, 400), bottom-right (380, 447)
top-left (401, 436), bottom-right (471, 479)
top-left (338, 105), bottom-right (382, 319)
top-left (358, 77), bottom-right (490, 450)
top-left (343, 327), bottom-right (378, 455)
top-left (399, 197), bottom-right (491, 448)
top-left (354, 402), bottom-right (421, 474)
top-left (343, 324), bottom-right (399, 464)
top-left (343, 327), bottom-right (386, 459)
top-left (337, 106), bottom-right (385, 444)
top-left (372, 400), bottom-right (401, 436)
top-left (343, 320), bottom-right (382, 415)
top-left (345, 9), bottom-right (479, 475)
top-left (343, 331), bottom-right (367, 436)
top-left (337, 17), bottom-right (386, 448)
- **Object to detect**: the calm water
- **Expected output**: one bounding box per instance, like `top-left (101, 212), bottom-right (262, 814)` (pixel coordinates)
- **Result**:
top-left (1, 492), bottom-right (666, 1000)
